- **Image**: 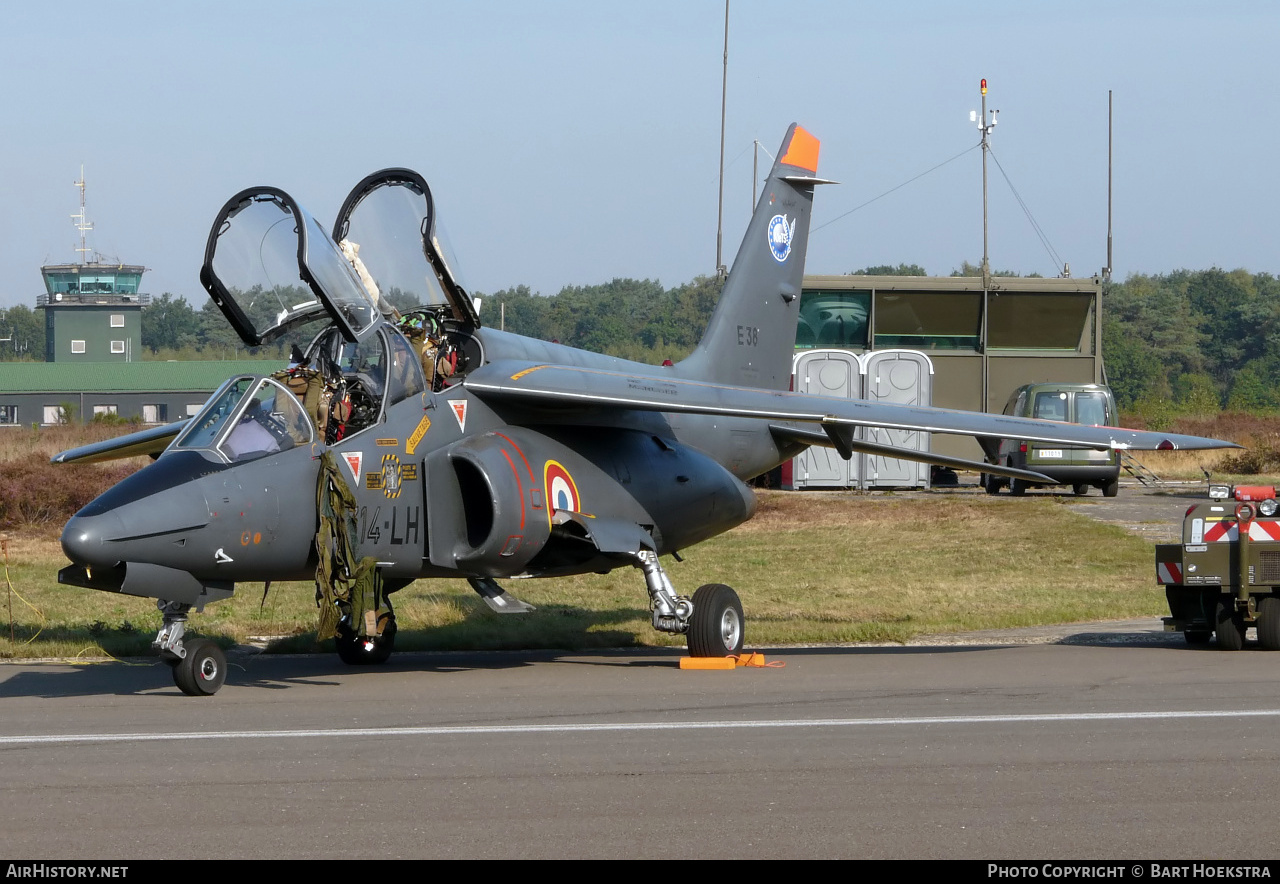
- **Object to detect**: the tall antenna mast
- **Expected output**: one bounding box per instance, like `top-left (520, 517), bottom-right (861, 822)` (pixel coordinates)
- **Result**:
top-left (970, 79), bottom-right (999, 290)
top-left (715, 0), bottom-right (729, 278)
top-left (71, 165), bottom-right (94, 264)
top-left (1105, 90), bottom-right (1113, 283)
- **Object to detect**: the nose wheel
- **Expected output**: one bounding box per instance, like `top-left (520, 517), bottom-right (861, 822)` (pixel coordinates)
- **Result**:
top-left (335, 611), bottom-right (397, 665)
top-left (167, 638), bottom-right (228, 696)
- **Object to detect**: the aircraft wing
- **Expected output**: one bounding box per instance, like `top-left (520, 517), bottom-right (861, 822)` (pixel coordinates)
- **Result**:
top-left (51, 419), bottom-right (189, 465)
top-left (465, 360), bottom-right (1239, 453)
top-left (766, 422), bottom-right (1058, 484)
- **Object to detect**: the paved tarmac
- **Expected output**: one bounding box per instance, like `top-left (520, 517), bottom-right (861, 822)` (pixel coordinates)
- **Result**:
top-left (3, 628), bottom-right (1280, 859)
top-left (4, 480), bottom-right (1276, 861)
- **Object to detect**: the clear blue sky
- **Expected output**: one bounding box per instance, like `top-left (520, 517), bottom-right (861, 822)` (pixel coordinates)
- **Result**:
top-left (2, 0), bottom-right (1276, 310)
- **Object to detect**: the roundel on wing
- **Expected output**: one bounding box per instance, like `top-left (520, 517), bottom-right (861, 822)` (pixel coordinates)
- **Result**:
top-left (544, 460), bottom-right (580, 515)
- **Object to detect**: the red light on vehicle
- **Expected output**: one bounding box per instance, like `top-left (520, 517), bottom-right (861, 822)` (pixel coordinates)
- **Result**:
top-left (1019, 441), bottom-right (1027, 454)
top-left (980, 79), bottom-right (988, 95)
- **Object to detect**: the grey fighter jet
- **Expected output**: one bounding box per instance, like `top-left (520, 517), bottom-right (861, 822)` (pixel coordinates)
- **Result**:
top-left (54, 125), bottom-right (1235, 695)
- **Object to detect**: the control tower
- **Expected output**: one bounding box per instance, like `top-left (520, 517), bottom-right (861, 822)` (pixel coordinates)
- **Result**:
top-left (37, 168), bottom-right (149, 362)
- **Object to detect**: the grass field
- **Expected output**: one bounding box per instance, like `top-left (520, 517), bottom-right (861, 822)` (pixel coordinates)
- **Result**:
top-left (0, 490), bottom-right (1167, 660)
top-left (2, 414), bottom-right (1276, 661)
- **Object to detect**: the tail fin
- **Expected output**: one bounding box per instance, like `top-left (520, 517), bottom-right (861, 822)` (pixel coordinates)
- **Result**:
top-left (677, 124), bottom-right (828, 389)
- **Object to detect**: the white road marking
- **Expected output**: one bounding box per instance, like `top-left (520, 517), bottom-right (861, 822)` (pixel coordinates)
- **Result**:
top-left (2, 709), bottom-right (1278, 747)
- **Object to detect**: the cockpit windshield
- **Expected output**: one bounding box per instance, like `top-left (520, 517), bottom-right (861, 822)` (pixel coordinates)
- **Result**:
top-left (174, 376), bottom-right (313, 462)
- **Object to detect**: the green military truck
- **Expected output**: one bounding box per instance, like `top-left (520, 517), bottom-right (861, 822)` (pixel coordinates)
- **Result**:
top-left (1157, 484), bottom-right (1280, 650)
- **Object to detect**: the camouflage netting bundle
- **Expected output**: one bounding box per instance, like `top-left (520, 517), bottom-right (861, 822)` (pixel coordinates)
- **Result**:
top-left (314, 450), bottom-right (384, 640)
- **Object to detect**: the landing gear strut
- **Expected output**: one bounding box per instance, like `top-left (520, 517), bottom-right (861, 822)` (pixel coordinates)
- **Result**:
top-left (633, 550), bottom-right (745, 657)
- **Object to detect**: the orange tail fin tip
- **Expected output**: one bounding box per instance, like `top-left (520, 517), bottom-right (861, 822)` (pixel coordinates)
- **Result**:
top-left (780, 126), bottom-right (820, 174)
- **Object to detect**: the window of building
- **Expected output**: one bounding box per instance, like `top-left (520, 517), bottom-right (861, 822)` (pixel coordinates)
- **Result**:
top-left (110, 340), bottom-right (125, 354)
top-left (873, 291), bottom-right (981, 350)
top-left (110, 314), bottom-right (125, 328)
top-left (71, 340), bottom-right (86, 354)
top-left (92, 404), bottom-right (118, 417)
top-left (987, 293), bottom-right (1094, 351)
top-left (796, 290), bottom-right (870, 350)
top-left (186, 403), bottom-right (203, 417)
top-left (142, 404), bottom-right (169, 423)
top-left (43, 405), bottom-right (68, 425)
top-left (0, 405), bottom-right (17, 425)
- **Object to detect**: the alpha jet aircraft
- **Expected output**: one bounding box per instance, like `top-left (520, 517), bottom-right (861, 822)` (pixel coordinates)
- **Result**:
top-left (55, 125), bottom-right (1235, 695)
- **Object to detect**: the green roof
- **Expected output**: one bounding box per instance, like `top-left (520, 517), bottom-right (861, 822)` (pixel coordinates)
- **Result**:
top-left (0, 360), bottom-right (287, 394)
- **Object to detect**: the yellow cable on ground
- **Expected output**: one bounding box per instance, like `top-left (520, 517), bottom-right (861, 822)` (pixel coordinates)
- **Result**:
top-left (2, 537), bottom-right (46, 645)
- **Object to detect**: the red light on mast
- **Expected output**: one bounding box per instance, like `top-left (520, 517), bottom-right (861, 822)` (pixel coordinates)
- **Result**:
top-left (980, 78), bottom-right (988, 95)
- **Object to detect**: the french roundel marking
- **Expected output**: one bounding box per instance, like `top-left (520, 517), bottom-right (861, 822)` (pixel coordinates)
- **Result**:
top-left (544, 460), bottom-right (580, 517)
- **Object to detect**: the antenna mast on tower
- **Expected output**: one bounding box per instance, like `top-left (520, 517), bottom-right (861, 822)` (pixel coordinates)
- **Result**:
top-left (71, 165), bottom-right (94, 264)
top-left (970, 79), bottom-right (999, 291)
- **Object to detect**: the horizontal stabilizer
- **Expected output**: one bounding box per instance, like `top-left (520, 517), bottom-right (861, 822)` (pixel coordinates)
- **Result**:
top-left (51, 420), bottom-right (190, 465)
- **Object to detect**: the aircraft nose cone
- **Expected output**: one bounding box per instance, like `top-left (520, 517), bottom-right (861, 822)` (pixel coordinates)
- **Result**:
top-left (61, 512), bottom-right (123, 569)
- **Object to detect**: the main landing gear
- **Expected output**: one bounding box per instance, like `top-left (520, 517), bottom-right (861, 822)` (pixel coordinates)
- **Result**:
top-left (633, 550), bottom-right (745, 657)
top-left (155, 600), bottom-right (227, 696)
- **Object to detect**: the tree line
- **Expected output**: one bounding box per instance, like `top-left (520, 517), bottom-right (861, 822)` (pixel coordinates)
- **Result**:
top-left (2, 268), bottom-right (1277, 422)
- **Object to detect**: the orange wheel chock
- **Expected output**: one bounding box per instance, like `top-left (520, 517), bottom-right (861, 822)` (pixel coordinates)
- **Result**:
top-left (679, 656), bottom-right (736, 670)
top-left (678, 653), bottom-right (782, 670)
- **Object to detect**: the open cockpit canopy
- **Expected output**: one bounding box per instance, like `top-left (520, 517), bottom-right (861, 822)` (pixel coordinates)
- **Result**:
top-left (333, 168), bottom-right (478, 328)
top-left (199, 171), bottom-right (478, 349)
top-left (199, 189), bottom-right (382, 347)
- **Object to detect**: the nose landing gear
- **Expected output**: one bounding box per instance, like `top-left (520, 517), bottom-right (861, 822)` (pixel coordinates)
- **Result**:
top-left (155, 601), bottom-right (228, 696)
top-left (170, 638), bottom-right (228, 696)
top-left (633, 550), bottom-right (746, 657)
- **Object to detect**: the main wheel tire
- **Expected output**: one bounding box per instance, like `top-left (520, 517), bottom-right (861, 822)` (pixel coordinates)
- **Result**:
top-left (1215, 597), bottom-right (1247, 651)
top-left (687, 583), bottom-right (745, 657)
top-left (1072, 483), bottom-right (1089, 497)
top-left (982, 474), bottom-right (1001, 495)
top-left (335, 613), bottom-right (396, 665)
top-left (1102, 478), bottom-right (1119, 498)
top-left (172, 638), bottom-right (227, 696)
top-left (1257, 597), bottom-right (1280, 650)
top-left (1009, 478), bottom-right (1027, 496)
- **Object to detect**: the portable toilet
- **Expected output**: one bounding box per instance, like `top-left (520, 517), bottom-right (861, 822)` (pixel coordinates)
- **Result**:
top-left (787, 349), bottom-right (861, 489)
top-left (859, 349), bottom-right (933, 488)
top-left (785, 348), bottom-right (933, 490)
